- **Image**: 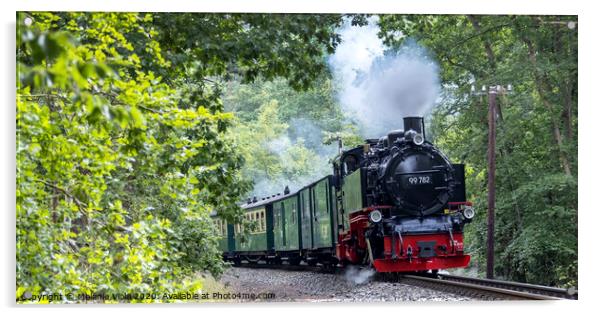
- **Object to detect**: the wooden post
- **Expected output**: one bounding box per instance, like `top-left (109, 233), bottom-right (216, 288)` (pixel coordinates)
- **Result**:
top-left (486, 86), bottom-right (497, 279)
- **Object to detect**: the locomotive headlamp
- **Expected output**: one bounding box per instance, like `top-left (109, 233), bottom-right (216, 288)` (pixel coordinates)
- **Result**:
top-left (462, 207), bottom-right (475, 220)
top-left (413, 133), bottom-right (424, 145)
top-left (369, 210), bottom-right (383, 223)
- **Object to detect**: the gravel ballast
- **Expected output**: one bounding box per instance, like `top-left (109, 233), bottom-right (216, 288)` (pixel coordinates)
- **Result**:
top-left (218, 266), bottom-right (473, 302)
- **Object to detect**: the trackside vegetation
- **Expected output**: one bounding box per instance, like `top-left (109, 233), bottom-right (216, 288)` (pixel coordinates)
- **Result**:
top-left (16, 12), bottom-right (345, 302)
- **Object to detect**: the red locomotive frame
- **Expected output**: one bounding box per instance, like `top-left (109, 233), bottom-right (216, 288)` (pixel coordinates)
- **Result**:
top-left (336, 203), bottom-right (472, 273)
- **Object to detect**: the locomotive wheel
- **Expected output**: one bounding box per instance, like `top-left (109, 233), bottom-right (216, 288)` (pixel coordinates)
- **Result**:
top-left (306, 260), bottom-right (317, 267)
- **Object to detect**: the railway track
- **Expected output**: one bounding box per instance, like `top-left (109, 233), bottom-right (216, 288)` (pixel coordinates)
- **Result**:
top-left (233, 261), bottom-right (577, 300)
top-left (399, 274), bottom-right (577, 300)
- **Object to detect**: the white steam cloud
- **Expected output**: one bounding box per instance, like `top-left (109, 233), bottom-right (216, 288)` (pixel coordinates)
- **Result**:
top-left (250, 119), bottom-right (337, 198)
top-left (344, 266), bottom-right (376, 285)
top-left (329, 17), bottom-right (441, 137)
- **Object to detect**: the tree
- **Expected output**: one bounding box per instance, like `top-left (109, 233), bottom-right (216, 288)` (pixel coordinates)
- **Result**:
top-left (16, 12), bottom-right (344, 302)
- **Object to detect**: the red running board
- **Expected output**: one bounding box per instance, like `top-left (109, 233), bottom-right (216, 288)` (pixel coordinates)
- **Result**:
top-left (372, 255), bottom-right (471, 273)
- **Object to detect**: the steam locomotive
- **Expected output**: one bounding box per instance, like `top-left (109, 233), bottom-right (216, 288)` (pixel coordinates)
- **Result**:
top-left (212, 116), bottom-right (474, 273)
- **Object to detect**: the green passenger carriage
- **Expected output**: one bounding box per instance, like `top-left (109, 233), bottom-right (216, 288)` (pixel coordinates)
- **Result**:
top-left (210, 176), bottom-right (339, 266)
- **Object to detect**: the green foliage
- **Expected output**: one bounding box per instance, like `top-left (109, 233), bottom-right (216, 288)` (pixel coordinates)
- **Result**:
top-left (499, 175), bottom-right (577, 286)
top-left (224, 77), bottom-right (358, 197)
top-left (152, 13), bottom-right (343, 91)
top-left (379, 15), bottom-right (577, 287)
top-left (16, 12), bottom-right (343, 302)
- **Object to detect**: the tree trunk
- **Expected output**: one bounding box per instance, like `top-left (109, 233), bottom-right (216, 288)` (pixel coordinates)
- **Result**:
top-left (523, 38), bottom-right (572, 177)
top-left (467, 15), bottom-right (496, 70)
top-left (467, 15), bottom-right (504, 120)
top-left (562, 80), bottom-right (574, 140)
top-left (553, 23), bottom-right (575, 141)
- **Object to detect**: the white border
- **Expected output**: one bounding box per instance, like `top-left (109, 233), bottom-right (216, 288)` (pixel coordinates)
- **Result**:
top-left (11, 0), bottom-right (582, 14)
top-left (3, 1), bottom-right (600, 316)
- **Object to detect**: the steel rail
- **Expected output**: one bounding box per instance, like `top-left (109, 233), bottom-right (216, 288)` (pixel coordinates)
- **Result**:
top-left (438, 274), bottom-right (577, 299)
top-left (402, 274), bottom-right (571, 300)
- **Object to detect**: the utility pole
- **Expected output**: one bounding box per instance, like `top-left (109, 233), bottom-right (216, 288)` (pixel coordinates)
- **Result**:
top-left (471, 84), bottom-right (512, 279)
top-left (486, 86), bottom-right (497, 280)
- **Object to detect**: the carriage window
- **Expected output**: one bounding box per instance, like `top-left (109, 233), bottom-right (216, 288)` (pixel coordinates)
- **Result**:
top-left (249, 213), bottom-right (253, 232)
top-left (315, 182), bottom-right (327, 216)
top-left (292, 203), bottom-right (296, 224)
top-left (301, 194), bottom-right (305, 219)
top-left (260, 211), bottom-right (265, 232)
top-left (323, 182), bottom-right (328, 213)
top-left (343, 155), bottom-right (358, 175)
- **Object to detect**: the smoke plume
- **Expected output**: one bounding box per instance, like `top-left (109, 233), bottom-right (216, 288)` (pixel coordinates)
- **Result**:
top-left (329, 17), bottom-right (441, 138)
top-left (250, 119), bottom-right (337, 198)
top-left (344, 265), bottom-right (376, 285)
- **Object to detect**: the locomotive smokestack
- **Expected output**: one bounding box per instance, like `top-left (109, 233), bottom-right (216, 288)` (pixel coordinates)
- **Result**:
top-left (403, 116), bottom-right (426, 140)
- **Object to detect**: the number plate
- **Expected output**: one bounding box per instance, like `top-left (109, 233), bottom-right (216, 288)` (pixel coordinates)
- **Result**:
top-left (404, 174), bottom-right (432, 186)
